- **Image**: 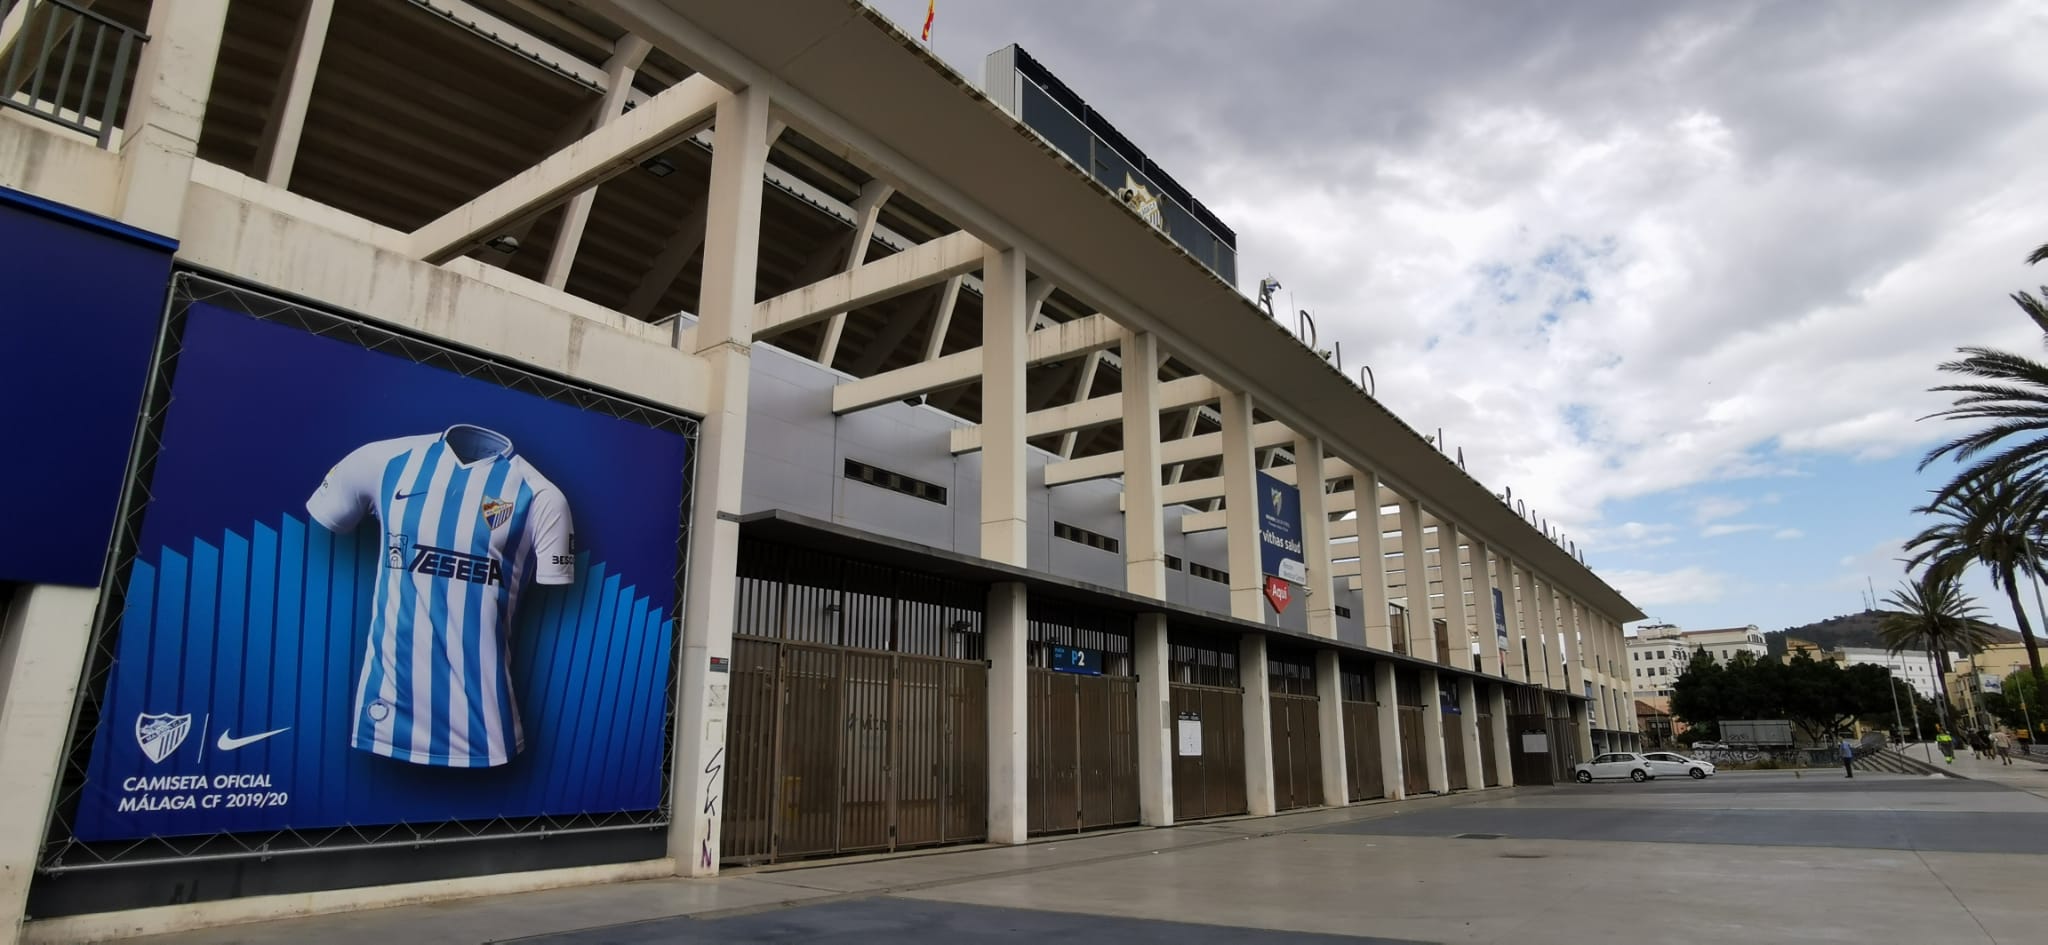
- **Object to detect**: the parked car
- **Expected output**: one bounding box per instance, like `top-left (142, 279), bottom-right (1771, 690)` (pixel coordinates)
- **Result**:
top-left (1642, 751), bottom-right (1715, 779)
top-left (1574, 752), bottom-right (1656, 783)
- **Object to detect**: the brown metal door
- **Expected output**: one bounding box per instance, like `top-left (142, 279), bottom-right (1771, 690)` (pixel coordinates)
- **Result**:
top-left (1342, 700), bottom-right (1385, 801)
top-left (1270, 695), bottom-right (1323, 810)
top-left (1397, 705), bottom-right (1430, 795)
top-left (1508, 713), bottom-right (1553, 785)
top-left (1477, 710), bottom-right (1500, 787)
top-left (1444, 714), bottom-right (1468, 791)
top-left (1028, 671), bottom-right (1140, 834)
top-left (1170, 684), bottom-right (1247, 820)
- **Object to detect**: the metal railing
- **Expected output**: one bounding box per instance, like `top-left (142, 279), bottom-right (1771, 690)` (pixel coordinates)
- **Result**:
top-left (0, 0), bottom-right (147, 148)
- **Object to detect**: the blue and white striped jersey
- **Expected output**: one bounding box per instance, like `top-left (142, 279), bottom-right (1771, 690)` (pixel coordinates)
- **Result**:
top-left (307, 424), bottom-right (573, 768)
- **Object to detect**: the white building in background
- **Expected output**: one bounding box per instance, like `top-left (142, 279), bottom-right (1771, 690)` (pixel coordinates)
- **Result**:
top-left (1834, 647), bottom-right (1948, 701)
top-left (1627, 624), bottom-right (1767, 700)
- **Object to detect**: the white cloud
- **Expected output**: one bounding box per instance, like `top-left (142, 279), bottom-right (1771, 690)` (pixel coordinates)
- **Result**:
top-left (1604, 566), bottom-right (1729, 607)
top-left (1774, 528), bottom-right (1805, 540)
top-left (1691, 497), bottom-right (1753, 526)
top-left (1701, 522), bottom-right (1768, 538)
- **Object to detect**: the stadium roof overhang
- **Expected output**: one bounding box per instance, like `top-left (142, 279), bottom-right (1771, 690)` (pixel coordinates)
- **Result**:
top-left (588, 0), bottom-right (1644, 623)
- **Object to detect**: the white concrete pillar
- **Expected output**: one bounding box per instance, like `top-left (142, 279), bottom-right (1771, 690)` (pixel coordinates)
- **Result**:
top-left (545, 35), bottom-right (653, 290)
top-left (1219, 390), bottom-right (1265, 622)
top-left (1534, 578), bottom-right (1561, 690)
top-left (1561, 596), bottom-right (1586, 695)
top-left (1315, 649), bottom-right (1348, 805)
top-left (1503, 557), bottom-right (1530, 683)
top-left (1487, 683), bottom-right (1515, 787)
top-left (1297, 437), bottom-right (1337, 640)
top-left (1437, 520), bottom-right (1474, 671)
top-left (1135, 613), bottom-right (1173, 826)
top-left (253, 0), bottom-right (335, 187)
top-left (115, 0), bottom-right (230, 236)
top-left (669, 85), bottom-right (769, 876)
top-left (1373, 660), bottom-right (1404, 800)
top-left (981, 245), bottom-right (1030, 566)
top-left (1122, 330), bottom-right (1166, 599)
top-left (1355, 467), bottom-right (1394, 651)
top-left (1420, 669), bottom-right (1450, 794)
top-left (987, 581), bottom-right (1029, 843)
top-left (0, 586), bottom-right (97, 943)
top-left (1456, 676), bottom-right (1483, 791)
top-left (1397, 500), bottom-right (1433, 659)
top-left (1470, 538), bottom-right (1502, 677)
top-left (1572, 698), bottom-right (1595, 761)
top-left (1239, 634), bottom-right (1277, 815)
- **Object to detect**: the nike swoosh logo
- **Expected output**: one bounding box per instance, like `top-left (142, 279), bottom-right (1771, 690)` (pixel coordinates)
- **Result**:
top-left (216, 727), bottom-right (289, 751)
top-left (395, 491), bottom-right (426, 500)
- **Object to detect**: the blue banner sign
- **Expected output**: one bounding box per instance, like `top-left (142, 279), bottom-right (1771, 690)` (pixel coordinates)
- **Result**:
top-left (1049, 646), bottom-right (1102, 676)
top-left (73, 298), bottom-right (690, 842)
top-left (1255, 471), bottom-right (1305, 584)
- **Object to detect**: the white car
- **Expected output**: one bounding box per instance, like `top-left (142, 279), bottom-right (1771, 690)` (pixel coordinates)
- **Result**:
top-left (1642, 751), bottom-right (1716, 779)
top-left (1573, 752), bottom-right (1657, 783)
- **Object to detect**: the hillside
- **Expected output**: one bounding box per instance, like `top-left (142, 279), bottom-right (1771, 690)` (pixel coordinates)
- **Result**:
top-left (1764, 610), bottom-right (2022, 657)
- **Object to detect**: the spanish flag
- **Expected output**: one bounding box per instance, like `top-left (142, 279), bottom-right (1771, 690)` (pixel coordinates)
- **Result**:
top-left (921, 0), bottom-right (935, 43)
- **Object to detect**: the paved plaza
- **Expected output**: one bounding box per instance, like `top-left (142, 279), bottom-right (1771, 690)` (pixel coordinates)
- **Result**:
top-left (111, 768), bottom-right (2047, 945)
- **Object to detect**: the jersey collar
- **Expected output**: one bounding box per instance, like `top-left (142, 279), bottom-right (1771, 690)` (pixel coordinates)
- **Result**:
top-left (442, 424), bottom-right (515, 467)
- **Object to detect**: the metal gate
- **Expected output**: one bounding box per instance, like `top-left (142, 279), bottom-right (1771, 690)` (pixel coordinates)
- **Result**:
top-left (1269, 648), bottom-right (1322, 810)
top-left (1441, 679), bottom-right (1468, 792)
top-left (1395, 669), bottom-right (1430, 795)
top-left (1548, 695), bottom-right (1582, 784)
top-left (1506, 685), bottom-right (1553, 785)
top-left (1169, 631), bottom-right (1247, 820)
top-left (1340, 661), bottom-right (1384, 801)
top-left (1027, 672), bottom-right (1139, 833)
top-left (1476, 702), bottom-right (1500, 787)
top-left (721, 541), bottom-right (989, 865)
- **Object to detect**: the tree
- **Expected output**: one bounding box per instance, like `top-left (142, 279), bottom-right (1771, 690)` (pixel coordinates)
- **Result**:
top-left (1993, 668), bottom-right (2044, 736)
top-left (1878, 570), bottom-right (1996, 730)
top-left (1901, 478), bottom-right (2043, 698)
top-left (1668, 650), bottom-right (1900, 744)
top-left (1917, 241), bottom-right (2048, 696)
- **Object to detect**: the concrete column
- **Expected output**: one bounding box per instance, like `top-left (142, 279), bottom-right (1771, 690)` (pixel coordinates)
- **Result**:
top-left (115, 0), bottom-right (230, 236)
top-left (1134, 613), bottom-right (1173, 826)
top-left (1437, 520), bottom-right (1474, 671)
top-left (1561, 595), bottom-right (1586, 696)
top-left (1315, 649), bottom-right (1348, 805)
top-left (1239, 634), bottom-right (1277, 815)
top-left (1373, 660), bottom-right (1404, 800)
top-left (1355, 467), bottom-right (1393, 650)
top-left (669, 85), bottom-right (769, 877)
top-left (1420, 669), bottom-right (1450, 794)
top-left (253, 0), bottom-right (335, 187)
top-left (1397, 499), bottom-right (1432, 657)
top-left (0, 586), bottom-right (97, 942)
top-left (1122, 330), bottom-right (1166, 598)
top-left (1469, 538), bottom-right (1502, 677)
top-left (1503, 557), bottom-right (1530, 682)
top-left (545, 35), bottom-right (653, 289)
top-left (987, 582), bottom-right (1029, 843)
top-left (1572, 698), bottom-right (1595, 761)
top-left (981, 245), bottom-right (1030, 566)
top-left (1486, 683), bottom-right (1515, 787)
top-left (1219, 390), bottom-right (1265, 622)
top-left (1297, 437), bottom-right (1337, 639)
top-left (1534, 578), bottom-right (1562, 690)
top-left (1456, 677), bottom-right (1484, 791)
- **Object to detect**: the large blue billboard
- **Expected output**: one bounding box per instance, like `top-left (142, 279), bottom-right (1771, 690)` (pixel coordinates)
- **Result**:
top-left (71, 293), bottom-right (690, 841)
top-left (1256, 471), bottom-right (1305, 585)
top-left (0, 187), bottom-right (174, 586)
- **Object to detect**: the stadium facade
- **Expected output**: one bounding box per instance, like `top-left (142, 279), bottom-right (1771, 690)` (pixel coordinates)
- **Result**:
top-left (0, 1), bottom-right (1643, 941)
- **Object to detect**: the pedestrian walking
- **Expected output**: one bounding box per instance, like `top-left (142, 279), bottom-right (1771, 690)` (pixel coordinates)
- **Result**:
top-left (1936, 729), bottom-right (1955, 764)
top-left (1972, 731), bottom-right (1989, 760)
top-left (1839, 736), bottom-right (1856, 778)
top-left (1990, 729), bottom-right (2012, 766)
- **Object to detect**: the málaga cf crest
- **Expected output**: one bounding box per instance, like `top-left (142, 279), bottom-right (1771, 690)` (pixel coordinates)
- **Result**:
top-left (481, 498), bottom-right (514, 529)
top-left (135, 712), bottom-right (192, 764)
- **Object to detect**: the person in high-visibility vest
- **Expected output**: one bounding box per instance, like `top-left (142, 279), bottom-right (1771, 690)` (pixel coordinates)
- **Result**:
top-left (1935, 729), bottom-right (1956, 764)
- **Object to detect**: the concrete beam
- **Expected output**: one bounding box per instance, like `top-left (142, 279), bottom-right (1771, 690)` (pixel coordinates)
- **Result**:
top-left (950, 375), bottom-right (1219, 454)
top-left (410, 74), bottom-right (723, 262)
top-left (753, 229), bottom-right (985, 337)
top-left (1045, 420), bottom-right (1291, 486)
top-left (544, 34), bottom-right (654, 290)
top-left (831, 313), bottom-right (1118, 414)
top-left (253, 0), bottom-right (336, 188)
top-left (816, 179), bottom-right (895, 364)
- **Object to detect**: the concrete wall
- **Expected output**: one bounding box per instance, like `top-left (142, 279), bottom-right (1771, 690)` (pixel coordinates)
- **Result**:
top-left (740, 341), bottom-right (1368, 627)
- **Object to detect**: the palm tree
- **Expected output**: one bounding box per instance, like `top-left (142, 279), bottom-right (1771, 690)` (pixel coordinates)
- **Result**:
top-left (1879, 570), bottom-right (1996, 731)
top-left (1917, 241), bottom-right (2048, 696)
top-left (1903, 475), bottom-right (2048, 694)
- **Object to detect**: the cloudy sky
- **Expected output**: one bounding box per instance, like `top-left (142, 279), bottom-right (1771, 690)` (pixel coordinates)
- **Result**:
top-left (869, 0), bottom-right (2048, 634)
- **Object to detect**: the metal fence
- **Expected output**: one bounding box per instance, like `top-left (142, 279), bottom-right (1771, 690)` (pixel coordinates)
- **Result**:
top-left (0, 0), bottom-right (147, 148)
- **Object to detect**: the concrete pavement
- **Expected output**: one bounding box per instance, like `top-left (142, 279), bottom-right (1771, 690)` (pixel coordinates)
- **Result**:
top-left (95, 771), bottom-right (2048, 945)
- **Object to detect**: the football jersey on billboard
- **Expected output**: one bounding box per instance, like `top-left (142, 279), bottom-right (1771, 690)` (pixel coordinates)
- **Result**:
top-left (307, 424), bottom-right (573, 768)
